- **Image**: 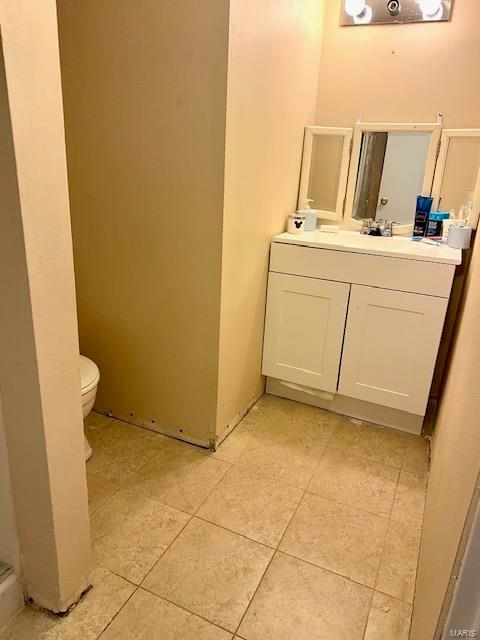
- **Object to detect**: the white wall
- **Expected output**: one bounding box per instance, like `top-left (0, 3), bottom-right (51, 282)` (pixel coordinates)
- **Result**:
top-left (316, 0), bottom-right (480, 127)
top-left (0, 0), bottom-right (92, 611)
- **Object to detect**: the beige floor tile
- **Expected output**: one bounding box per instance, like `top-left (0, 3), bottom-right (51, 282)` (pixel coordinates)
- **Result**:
top-left (376, 521), bottom-right (421, 604)
top-left (238, 552), bottom-right (371, 640)
top-left (242, 394), bottom-right (340, 442)
top-left (308, 446), bottom-right (399, 518)
top-left (86, 417), bottom-right (164, 484)
top-left (86, 472), bottom-right (121, 515)
top-left (235, 434), bottom-right (327, 489)
top-left (364, 592), bottom-right (412, 640)
top-left (210, 423), bottom-right (253, 464)
top-left (131, 440), bottom-right (230, 513)
top-left (391, 471), bottom-right (427, 529)
top-left (91, 486), bottom-right (190, 583)
top-left (1, 566), bottom-right (134, 640)
top-left (403, 436), bottom-right (430, 479)
top-left (99, 588), bottom-right (232, 639)
top-left (197, 466), bottom-right (302, 546)
top-left (330, 420), bottom-right (410, 468)
top-left (143, 518), bottom-right (273, 632)
top-left (84, 411), bottom-right (115, 430)
top-left (280, 493), bottom-right (388, 587)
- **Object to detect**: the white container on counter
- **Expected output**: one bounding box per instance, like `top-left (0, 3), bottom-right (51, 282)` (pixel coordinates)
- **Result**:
top-left (287, 212), bottom-right (306, 234)
top-left (447, 225), bottom-right (472, 250)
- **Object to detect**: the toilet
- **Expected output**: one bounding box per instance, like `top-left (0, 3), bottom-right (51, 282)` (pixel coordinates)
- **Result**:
top-left (80, 355), bottom-right (100, 461)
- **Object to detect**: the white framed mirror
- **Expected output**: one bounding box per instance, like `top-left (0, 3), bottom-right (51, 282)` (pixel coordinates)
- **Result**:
top-left (344, 122), bottom-right (441, 234)
top-left (298, 126), bottom-right (352, 222)
top-left (431, 129), bottom-right (480, 228)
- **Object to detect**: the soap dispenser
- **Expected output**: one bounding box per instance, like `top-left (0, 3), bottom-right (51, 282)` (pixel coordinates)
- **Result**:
top-left (297, 199), bottom-right (317, 232)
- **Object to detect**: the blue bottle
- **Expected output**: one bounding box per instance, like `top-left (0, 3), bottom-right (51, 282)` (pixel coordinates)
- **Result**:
top-left (413, 196), bottom-right (433, 237)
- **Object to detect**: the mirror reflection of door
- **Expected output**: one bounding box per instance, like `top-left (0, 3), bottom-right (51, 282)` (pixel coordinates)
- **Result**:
top-left (354, 131), bottom-right (432, 224)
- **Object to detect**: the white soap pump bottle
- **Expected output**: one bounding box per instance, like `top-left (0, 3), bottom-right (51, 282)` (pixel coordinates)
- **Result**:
top-left (297, 199), bottom-right (317, 232)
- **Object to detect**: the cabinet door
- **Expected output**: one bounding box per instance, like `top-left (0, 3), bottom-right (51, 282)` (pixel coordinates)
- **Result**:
top-left (262, 273), bottom-right (350, 393)
top-left (338, 285), bottom-right (448, 415)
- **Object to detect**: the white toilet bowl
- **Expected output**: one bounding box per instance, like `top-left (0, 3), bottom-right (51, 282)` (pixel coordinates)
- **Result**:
top-left (80, 355), bottom-right (100, 461)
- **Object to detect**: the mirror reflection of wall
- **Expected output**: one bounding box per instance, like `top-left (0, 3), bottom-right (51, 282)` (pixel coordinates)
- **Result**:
top-left (439, 137), bottom-right (480, 213)
top-left (307, 135), bottom-right (344, 213)
top-left (353, 131), bottom-right (432, 224)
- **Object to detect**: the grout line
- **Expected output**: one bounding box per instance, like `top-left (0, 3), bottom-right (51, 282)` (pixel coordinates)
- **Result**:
top-left (137, 512), bottom-right (193, 587)
top-left (137, 583), bottom-right (234, 635)
top-left (192, 462), bottom-right (234, 517)
top-left (231, 551), bottom-right (277, 637)
top-left (92, 583), bottom-right (139, 640)
top-left (99, 565), bottom-right (235, 636)
top-left (191, 515), bottom-right (278, 551)
top-left (273, 548), bottom-right (377, 593)
top-left (374, 586), bottom-right (415, 607)
top-left (232, 436), bottom-right (317, 637)
top-left (86, 404), bottom-right (427, 640)
top-left (362, 453), bottom-right (405, 640)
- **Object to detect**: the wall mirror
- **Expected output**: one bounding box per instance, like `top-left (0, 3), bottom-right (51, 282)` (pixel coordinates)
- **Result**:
top-left (432, 129), bottom-right (480, 227)
top-left (344, 123), bottom-right (441, 234)
top-left (298, 126), bottom-right (352, 222)
top-left (298, 121), bottom-right (480, 235)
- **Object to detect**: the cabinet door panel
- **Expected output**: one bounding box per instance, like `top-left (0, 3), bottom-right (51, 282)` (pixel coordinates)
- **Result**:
top-left (338, 285), bottom-right (448, 415)
top-left (262, 273), bottom-right (350, 393)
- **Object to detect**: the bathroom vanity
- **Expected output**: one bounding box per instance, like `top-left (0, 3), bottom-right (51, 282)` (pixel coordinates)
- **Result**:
top-left (262, 230), bottom-right (462, 434)
top-left (263, 118), bottom-right (480, 434)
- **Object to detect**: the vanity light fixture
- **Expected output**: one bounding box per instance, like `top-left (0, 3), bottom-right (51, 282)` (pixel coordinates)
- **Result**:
top-left (344, 0), bottom-right (367, 17)
top-left (418, 0), bottom-right (443, 19)
top-left (341, 0), bottom-right (453, 25)
top-left (354, 4), bottom-right (373, 23)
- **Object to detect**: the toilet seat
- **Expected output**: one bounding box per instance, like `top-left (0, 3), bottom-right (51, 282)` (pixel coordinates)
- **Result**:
top-left (80, 355), bottom-right (100, 395)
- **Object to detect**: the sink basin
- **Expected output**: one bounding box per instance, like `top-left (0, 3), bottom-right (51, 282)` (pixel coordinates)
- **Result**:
top-left (274, 229), bottom-right (462, 265)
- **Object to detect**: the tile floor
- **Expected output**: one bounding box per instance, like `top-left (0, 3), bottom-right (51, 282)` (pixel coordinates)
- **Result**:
top-left (1, 394), bottom-right (429, 640)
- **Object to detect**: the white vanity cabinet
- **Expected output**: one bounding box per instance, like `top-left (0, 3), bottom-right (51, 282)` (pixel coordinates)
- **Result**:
top-left (262, 273), bottom-right (349, 393)
top-left (338, 285), bottom-right (448, 414)
top-left (262, 231), bottom-right (462, 433)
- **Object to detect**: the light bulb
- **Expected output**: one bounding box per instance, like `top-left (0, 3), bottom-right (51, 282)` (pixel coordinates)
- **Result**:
top-left (354, 4), bottom-right (373, 23)
top-left (345, 0), bottom-right (366, 18)
top-left (419, 0), bottom-right (442, 16)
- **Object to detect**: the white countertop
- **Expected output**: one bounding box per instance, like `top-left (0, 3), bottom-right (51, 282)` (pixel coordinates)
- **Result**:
top-left (274, 230), bottom-right (462, 266)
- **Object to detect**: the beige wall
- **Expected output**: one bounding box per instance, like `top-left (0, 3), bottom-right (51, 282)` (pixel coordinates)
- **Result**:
top-left (412, 230), bottom-right (480, 638)
top-left (316, 0), bottom-right (480, 127)
top-left (59, 0), bottom-right (325, 444)
top-left (57, 1), bottom-right (230, 444)
top-left (0, 0), bottom-right (91, 611)
top-left (216, 0), bottom-right (326, 438)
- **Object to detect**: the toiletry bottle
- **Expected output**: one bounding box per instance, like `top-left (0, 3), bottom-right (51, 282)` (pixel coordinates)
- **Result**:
top-left (464, 201), bottom-right (473, 227)
top-left (426, 211), bottom-right (449, 238)
top-left (296, 199), bottom-right (317, 232)
top-left (413, 196), bottom-right (433, 237)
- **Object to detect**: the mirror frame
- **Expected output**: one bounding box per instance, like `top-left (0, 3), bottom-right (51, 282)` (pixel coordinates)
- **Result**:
top-left (343, 122), bottom-right (442, 235)
top-left (298, 126), bottom-right (353, 222)
top-left (431, 128), bottom-right (480, 229)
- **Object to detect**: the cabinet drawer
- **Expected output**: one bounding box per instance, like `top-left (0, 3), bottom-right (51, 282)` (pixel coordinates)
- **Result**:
top-left (338, 285), bottom-right (448, 415)
top-left (262, 273), bottom-right (350, 393)
top-left (270, 242), bottom-right (455, 298)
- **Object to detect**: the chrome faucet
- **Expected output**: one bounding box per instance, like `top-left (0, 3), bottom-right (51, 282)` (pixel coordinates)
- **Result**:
top-left (360, 218), bottom-right (396, 237)
top-left (381, 220), bottom-right (396, 237)
top-left (360, 218), bottom-right (374, 234)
